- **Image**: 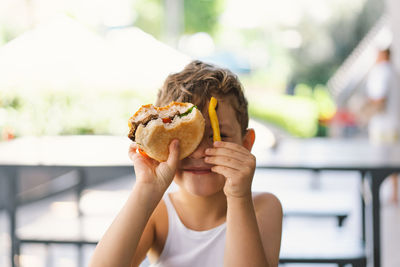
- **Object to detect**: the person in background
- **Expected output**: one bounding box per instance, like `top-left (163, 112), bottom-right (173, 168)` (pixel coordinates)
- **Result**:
top-left (362, 47), bottom-right (399, 204)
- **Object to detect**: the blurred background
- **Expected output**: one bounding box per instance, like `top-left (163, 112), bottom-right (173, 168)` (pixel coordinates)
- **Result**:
top-left (1, 0), bottom-right (400, 267)
top-left (0, 0), bottom-right (390, 140)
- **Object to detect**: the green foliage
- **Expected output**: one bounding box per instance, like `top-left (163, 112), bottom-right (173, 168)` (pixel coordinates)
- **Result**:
top-left (1, 86), bottom-right (329, 140)
top-left (132, 0), bottom-right (223, 38)
top-left (293, 84), bottom-right (337, 122)
top-left (248, 83), bottom-right (336, 138)
top-left (290, 60), bottom-right (338, 88)
top-left (289, 0), bottom-right (383, 87)
top-left (249, 94), bottom-right (319, 138)
top-left (313, 84), bottom-right (336, 121)
top-left (183, 0), bottom-right (222, 35)
top-left (0, 89), bottom-right (149, 140)
top-left (294, 83), bottom-right (313, 98)
top-left (0, 23), bottom-right (26, 45)
top-left (0, 91), bottom-right (22, 109)
top-left (133, 0), bottom-right (164, 38)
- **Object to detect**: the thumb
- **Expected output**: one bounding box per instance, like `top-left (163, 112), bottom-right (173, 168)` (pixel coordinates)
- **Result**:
top-left (167, 139), bottom-right (180, 170)
top-left (155, 139), bottom-right (180, 186)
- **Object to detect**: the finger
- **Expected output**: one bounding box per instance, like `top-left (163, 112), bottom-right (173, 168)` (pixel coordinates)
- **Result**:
top-left (166, 139), bottom-right (180, 171)
top-left (128, 143), bottom-right (157, 169)
top-left (210, 165), bottom-right (237, 180)
top-left (128, 142), bottom-right (138, 153)
top-left (205, 155), bottom-right (244, 171)
top-left (213, 141), bottom-right (250, 154)
top-left (128, 143), bottom-right (139, 161)
top-left (206, 151), bottom-right (256, 172)
top-left (205, 147), bottom-right (248, 161)
top-left (128, 143), bottom-right (147, 161)
top-left (129, 148), bottom-right (148, 167)
top-left (155, 140), bottom-right (180, 184)
top-left (211, 164), bottom-right (255, 191)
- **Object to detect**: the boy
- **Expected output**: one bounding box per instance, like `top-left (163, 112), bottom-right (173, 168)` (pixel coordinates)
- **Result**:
top-left (90, 60), bottom-right (283, 267)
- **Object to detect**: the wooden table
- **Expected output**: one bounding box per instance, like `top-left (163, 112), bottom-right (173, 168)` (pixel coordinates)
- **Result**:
top-left (1, 135), bottom-right (399, 267)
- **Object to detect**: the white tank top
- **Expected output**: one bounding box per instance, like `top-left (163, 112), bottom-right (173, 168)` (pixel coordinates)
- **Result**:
top-left (150, 194), bottom-right (226, 267)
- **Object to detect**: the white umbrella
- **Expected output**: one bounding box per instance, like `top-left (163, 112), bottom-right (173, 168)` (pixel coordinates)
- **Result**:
top-left (0, 15), bottom-right (190, 96)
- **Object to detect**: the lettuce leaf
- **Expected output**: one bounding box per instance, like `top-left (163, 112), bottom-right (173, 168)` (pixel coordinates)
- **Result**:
top-left (179, 105), bottom-right (197, 118)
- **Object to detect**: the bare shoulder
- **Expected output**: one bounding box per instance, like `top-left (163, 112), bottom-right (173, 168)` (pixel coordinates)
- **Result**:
top-left (152, 197), bottom-right (168, 224)
top-left (253, 192), bottom-right (283, 218)
top-left (253, 192), bottom-right (283, 266)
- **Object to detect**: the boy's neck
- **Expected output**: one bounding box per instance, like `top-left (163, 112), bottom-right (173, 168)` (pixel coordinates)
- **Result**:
top-left (170, 190), bottom-right (227, 231)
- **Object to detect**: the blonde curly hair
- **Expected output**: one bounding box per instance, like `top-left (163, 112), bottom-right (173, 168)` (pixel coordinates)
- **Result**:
top-left (156, 60), bottom-right (249, 135)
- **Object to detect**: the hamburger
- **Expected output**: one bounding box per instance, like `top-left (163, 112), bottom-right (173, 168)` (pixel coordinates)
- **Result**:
top-left (128, 102), bottom-right (205, 162)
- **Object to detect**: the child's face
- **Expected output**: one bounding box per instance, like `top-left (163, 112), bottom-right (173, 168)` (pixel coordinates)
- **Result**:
top-left (174, 95), bottom-right (245, 197)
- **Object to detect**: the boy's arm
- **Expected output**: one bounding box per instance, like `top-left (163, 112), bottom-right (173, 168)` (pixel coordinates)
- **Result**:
top-left (89, 141), bottom-right (180, 267)
top-left (89, 185), bottom-right (159, 267)
top-left (225, 194), bottom-right (282, 267)
top-left (205, 138), bottom-right (282, 267)
top-left (225, 195), bottom-right (270, 267)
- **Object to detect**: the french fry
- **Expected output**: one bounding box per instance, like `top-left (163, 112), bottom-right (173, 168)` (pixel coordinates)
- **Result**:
top-left (208, 97), bottom-right (221, 142)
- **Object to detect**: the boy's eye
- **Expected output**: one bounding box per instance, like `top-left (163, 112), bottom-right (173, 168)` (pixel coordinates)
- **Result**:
top-left (208, 134), bottom-right (228, 139)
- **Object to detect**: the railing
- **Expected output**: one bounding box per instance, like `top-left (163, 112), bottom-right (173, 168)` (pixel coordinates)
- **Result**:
top-left (327, 14), bottom-right (391, 108)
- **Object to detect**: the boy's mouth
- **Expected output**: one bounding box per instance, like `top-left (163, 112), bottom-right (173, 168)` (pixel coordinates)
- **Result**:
top-left (183, 167), bottom-right (212, 174)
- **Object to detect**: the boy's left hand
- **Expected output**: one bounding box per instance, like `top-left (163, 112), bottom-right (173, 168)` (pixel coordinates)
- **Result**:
top-left (205, 141), bottom-right (256, 199)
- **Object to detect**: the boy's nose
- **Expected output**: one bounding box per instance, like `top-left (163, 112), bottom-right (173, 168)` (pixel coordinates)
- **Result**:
top-left (189, 135), bottom-right (212, 159)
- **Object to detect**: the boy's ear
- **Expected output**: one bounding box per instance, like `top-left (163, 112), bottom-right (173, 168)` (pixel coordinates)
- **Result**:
top-left (242, 128), bottom-right (255, 151)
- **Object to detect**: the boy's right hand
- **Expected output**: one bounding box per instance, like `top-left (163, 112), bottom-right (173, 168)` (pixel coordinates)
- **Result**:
top-left (128, 139), bottom-right (180, 194)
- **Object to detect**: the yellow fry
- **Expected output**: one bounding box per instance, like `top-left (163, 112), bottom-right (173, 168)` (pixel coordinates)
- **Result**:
top-left (208, 96), bottom-right (221, 142)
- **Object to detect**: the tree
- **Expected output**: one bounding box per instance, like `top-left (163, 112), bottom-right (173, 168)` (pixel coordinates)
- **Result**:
top-left (133, 0), bottom-right (223, 41)
top-left (183, 0), bottom-right (222, 35)
top-left (289, 0), bottom-right (384, 87)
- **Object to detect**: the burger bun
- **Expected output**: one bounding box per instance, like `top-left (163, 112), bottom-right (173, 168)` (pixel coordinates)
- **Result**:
top-left (134, 103), bottom-right (205, 162)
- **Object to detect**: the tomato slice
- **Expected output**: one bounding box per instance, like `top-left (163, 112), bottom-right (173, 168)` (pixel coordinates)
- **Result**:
top-left (137, 148), bottom-right (150, 158)
top-left (162, 117), bottom-right (172, 123)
